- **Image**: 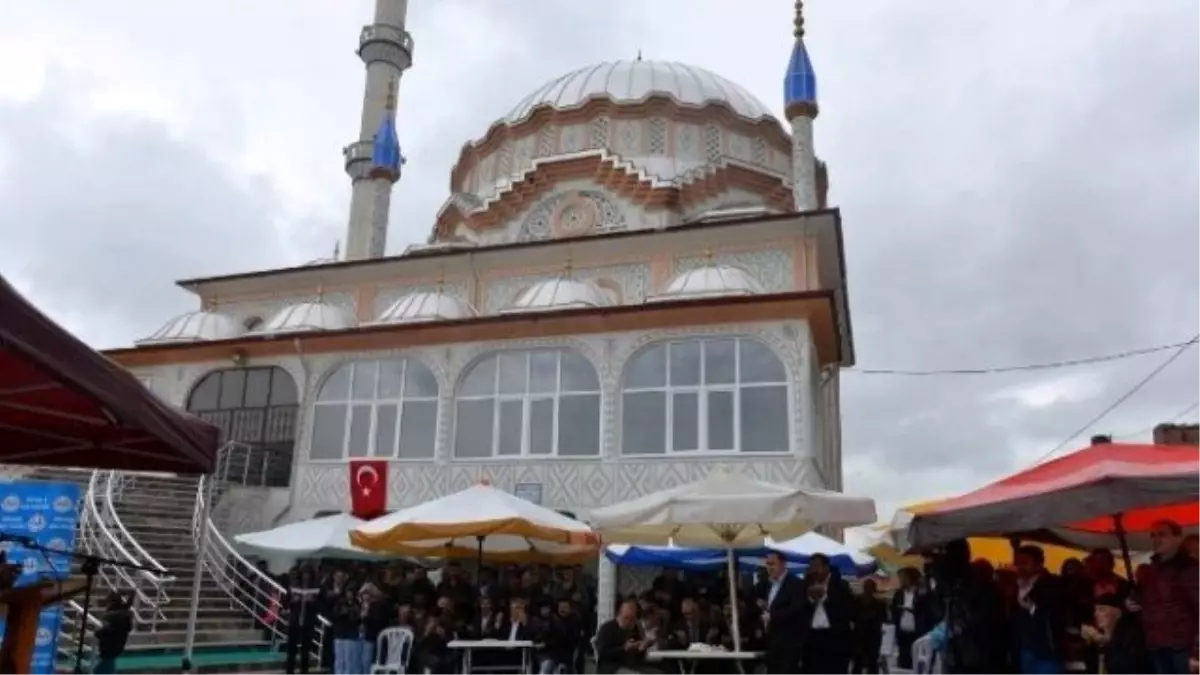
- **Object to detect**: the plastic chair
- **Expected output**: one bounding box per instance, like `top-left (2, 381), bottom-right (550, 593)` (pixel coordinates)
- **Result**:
top-left (879, 625), bottom-right (896, 673)
top-left (912, 634), bottom-right (938, 674)
top-left (371, 626), bottom-right (414, 674)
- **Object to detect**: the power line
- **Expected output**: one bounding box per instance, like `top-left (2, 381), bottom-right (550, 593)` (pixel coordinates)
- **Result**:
top-left (1028, 335), bottom-right (1199, 466)
top-left (847, 337), bottom-right (1198, 376)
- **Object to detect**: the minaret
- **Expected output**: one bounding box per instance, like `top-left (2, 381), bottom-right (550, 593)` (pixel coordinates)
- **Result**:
top-left (783, 0), bottom-right (819, 211)
top-left (343, 0), bottom-right (413, 260)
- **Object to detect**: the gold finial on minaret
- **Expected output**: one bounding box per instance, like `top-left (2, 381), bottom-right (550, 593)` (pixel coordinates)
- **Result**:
top-left (563, 253), bottom-right (574, 277)
top-left (315, 282), bottom-right (325, 301)
top-left (203, 295), bottom-right (219, 311)
top-left (794, 0), bottom-right (805, 39)
top-left (333, 240), bottom-right (341, 259)
top-left (703, 246), bottom-right (716, 263)
top-left (436, 267), bottom-right (447, 291)
top-left (636, 49), bottom-right (643, 62)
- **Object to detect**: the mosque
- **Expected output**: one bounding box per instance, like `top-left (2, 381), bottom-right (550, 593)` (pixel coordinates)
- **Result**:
top-left (104, 0), bottom-right (854, 599)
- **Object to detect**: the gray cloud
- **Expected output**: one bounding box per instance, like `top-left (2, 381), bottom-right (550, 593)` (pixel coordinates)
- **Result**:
top-left (0, 0), bottom-right (1195, 518)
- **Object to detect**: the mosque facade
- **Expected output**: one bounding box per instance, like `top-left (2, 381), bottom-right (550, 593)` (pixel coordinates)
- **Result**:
top-left (104, 0), bottom-right (854, 567)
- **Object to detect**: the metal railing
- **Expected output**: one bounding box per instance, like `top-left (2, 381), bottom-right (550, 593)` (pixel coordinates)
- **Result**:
top-left (192, 459), bottom-right (329, 664)
top-left (57, 471), bottom-right (175, 664)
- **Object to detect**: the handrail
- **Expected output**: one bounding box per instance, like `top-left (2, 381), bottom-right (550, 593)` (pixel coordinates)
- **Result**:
top-left (80, 471), bottom-right (170, 628)
top-left (192, 463), bottom-right (330, 663)
top-left (104, 471), bottom-right (171, 576)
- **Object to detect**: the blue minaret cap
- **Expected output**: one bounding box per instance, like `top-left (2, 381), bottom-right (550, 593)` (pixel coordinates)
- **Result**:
top-left (370, 79), bottom-right (404, 180)
top-left (371, 113), bottom-right (402, 174)
top-left (783, 1), bottom-right (818, 118)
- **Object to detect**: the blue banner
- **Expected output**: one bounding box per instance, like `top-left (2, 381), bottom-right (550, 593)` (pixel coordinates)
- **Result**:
top-left (0, 480), bottom-right (81, 674)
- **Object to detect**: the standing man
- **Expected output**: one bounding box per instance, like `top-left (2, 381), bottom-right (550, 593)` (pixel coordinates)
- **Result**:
top-left (891, 567), bottom-right (932, 670)
top-left (798, 553), bottom-right (855, 674)
top-left (762, 551), bottom-right (805, 674)
top-left (1135, 520), bottom-right (1199, 674)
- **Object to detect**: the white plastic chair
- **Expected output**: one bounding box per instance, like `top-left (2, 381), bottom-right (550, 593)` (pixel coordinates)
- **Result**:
top-left (371, 626), bottom-right (414, 674)
top-left (912, 634), bottom-right (939, 674)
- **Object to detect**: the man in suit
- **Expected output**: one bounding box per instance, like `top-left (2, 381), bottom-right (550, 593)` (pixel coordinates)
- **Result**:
top-left (497, 597), bottom-right (538, 671)
top-left (890, 566), bottom-right (933, 670)
top-left (798, 553), bottom-right (856, 674)
top-left (594, 598), bottom-right (654, 674)
top-left (762, 551), bottom-right (806, 674)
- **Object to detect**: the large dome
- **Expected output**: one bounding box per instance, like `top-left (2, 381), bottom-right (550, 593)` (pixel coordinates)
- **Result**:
top-left (504, 59), bottom-right (775, 124)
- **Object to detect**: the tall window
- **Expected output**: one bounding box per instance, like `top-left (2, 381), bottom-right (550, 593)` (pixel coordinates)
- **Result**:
top-left (310, 358), bottom-right (439, 460)
top-left (454, 349), bottom-right (601, 458)
top-left (187, 367), bottom-right (299, 487)
top-left (621, 338), bottom-right (789, 455)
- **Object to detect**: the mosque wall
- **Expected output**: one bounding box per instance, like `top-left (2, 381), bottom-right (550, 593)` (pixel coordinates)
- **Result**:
top-left (160, 235), bottom-right (804, 332)
top-left (131, 318), bottom-right (823, 532)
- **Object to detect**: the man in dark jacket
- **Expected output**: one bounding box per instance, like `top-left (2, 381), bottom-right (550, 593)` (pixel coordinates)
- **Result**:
top-left (761, 551), bottom-right (806, 674)
top-left (798, 554), bottom-right (856, 674)
top-left (1137, 519), bottom-right (1199, 675)
top-left (1011, 545), bottom-right (1068, 674)
top-left (891, 566), bottom-right (934, 670)
top-left (93, 592), bottom-right (132, 674)
top-left (933, 539), bottom-right (1007, 674)
top-left (594, 599), bottom-right (652, 674)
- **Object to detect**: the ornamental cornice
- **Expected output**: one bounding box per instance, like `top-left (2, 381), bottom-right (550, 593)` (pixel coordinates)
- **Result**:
top-left (451, 96), bottom-right (792, 191)
top-left (433, 155), bottom-right (793, 240)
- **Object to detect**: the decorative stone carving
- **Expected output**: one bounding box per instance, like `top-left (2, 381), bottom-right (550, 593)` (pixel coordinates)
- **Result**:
top-left (517, 191), bottom-right (629, 242)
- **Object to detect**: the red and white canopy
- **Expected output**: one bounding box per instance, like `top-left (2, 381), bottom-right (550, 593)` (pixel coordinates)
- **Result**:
top-left (897, 440), bottom-right (1199, 552)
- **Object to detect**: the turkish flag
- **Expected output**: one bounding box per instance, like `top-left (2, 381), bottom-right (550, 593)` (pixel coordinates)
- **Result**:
top-left (349, 460), bottom-right (388, 519)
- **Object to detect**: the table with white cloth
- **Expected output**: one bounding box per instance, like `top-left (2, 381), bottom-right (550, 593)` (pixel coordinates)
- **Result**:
top-left (646, 649), bottom-right (763, 674)
top-left (447, 639), bottom-right (535, 674)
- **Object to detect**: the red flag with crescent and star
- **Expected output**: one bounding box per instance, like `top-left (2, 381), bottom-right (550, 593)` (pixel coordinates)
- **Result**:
top-left (349, 460), bottom-right (387, 519)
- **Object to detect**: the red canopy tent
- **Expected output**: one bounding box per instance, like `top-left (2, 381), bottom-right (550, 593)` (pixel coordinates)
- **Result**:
top-left (0, 275), bottom-right (218, 474)
top-left (898, 438), bottom-right (1199, 554)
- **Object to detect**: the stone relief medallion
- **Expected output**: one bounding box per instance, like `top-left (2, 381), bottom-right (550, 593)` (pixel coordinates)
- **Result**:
top-left (550, 194), bottom-right (600, 238)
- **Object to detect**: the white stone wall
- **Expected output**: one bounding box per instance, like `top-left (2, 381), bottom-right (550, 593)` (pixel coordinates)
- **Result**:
top-left (130, 319), bottom-right (824, 530)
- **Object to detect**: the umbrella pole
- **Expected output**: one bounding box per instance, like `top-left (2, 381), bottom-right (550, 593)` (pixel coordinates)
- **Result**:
top-left (476, 535), bottom-right (485, 620)
top-left (725, 546), bottom-right (742, 652)
top-left (1112, 513), bottom-right (1135, 582)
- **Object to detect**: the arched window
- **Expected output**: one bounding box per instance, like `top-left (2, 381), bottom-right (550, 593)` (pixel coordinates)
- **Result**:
top-left (454, 349), bottom-right (600, 458)
top-left (187, 366), bottom-right (299, 486)
top-left (620, 337), bottom-right (789, 455)
top-left (310, 358), bottom-right (439, 461)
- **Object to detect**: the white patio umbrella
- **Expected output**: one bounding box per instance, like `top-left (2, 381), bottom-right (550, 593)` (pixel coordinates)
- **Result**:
top-left (349, 481), bottom-right (598, 564)
top-left (234, 512), bottom-right (396, 574)
top-left (588, 469), bottom-right (877, 651)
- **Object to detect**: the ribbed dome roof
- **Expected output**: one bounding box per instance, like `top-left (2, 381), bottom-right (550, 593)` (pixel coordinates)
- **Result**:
top-left (504, 60), bottom-right (774, 124)
top-left (257, 302), bottom-right (354, 334)
top-left (375, 291), bottom-right (477, 324)
top-left (653, 264), bottom-right (764, 301)
top-left (502, 278), bottom-right (612, 313)
top-left (138, 310), bottom-right (242, 345)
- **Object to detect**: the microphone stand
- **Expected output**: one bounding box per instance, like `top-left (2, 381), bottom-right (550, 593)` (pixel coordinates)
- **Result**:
top-left (0, 532), bottom-right (165, 674)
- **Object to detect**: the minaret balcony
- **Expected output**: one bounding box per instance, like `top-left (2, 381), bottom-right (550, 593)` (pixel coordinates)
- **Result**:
top-left (343, 140), bottom-right (375, 178)
top-left (358, 24), bottom-right (413, 71)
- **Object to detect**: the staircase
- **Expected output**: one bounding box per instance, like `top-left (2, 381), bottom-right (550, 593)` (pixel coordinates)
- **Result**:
top-left (24, 462), bottom-right (311, 673)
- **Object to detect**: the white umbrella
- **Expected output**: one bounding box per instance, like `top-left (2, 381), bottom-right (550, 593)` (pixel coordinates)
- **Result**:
top-left (589, 469), bottom-right (877, 651)
top-left (349, 482), bottom-right (598, 564)
top-left (234, 512), bottom-right (395, 574)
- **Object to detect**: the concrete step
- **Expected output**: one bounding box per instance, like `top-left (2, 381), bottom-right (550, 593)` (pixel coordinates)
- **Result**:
top-left (127, 628), bottom-right (265, 648)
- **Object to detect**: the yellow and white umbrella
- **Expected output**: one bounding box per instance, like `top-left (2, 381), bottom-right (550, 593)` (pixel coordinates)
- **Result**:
top-left (350, 481), bottom-right (598, 564)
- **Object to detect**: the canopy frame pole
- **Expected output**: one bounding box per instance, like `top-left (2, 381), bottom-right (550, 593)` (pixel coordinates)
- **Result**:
top-left (724, 542), bottom-right (742, 652)
top-left (1112, 512), bottom-right (1135, 582)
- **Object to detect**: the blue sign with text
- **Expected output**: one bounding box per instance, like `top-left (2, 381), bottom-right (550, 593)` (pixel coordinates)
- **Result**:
top-left (0, 480), bottom-right (81, 674)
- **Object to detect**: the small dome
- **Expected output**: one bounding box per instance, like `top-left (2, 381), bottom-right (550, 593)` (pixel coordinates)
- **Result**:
top-left (504, 60), bottom-right (775, 125)
top-left (502, 278), bottom-right (612, 313)
top-left (258, 302), bottom-right (354, 334)
top-left (137, 311), bottom-right (242, 345)
top-left (375, 291), bottom-right (478, 324)
top-left (653, 265), bottom-right (764, 301)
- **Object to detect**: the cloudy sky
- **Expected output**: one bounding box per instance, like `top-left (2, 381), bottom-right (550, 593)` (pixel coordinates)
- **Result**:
top-left (1, 0), bottom-right (1196, 525)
